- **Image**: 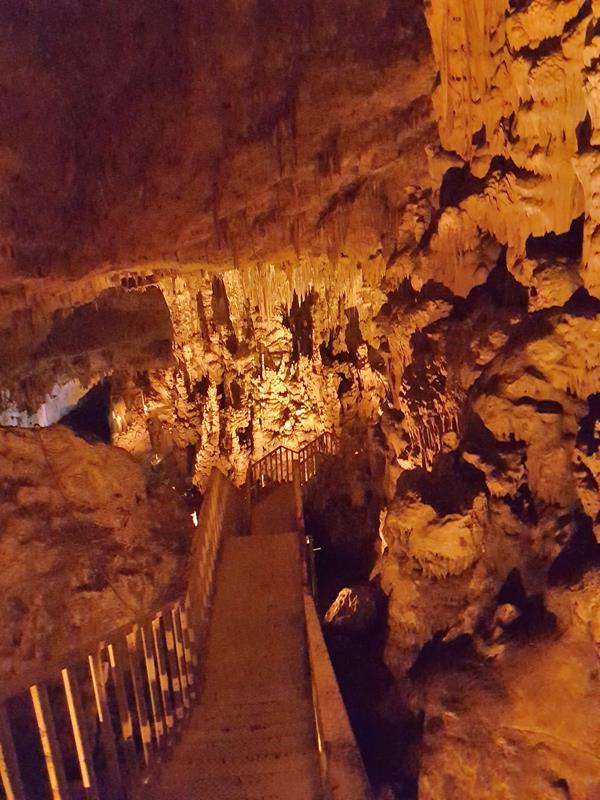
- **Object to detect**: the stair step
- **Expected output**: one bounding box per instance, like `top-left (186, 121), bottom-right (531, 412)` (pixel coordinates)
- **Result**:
top-left (187, 718), bottom-right (313, 740)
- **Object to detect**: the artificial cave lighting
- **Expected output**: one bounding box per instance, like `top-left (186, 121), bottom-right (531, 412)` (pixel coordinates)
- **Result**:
top-left (0, 1), bottom-right (600, 799)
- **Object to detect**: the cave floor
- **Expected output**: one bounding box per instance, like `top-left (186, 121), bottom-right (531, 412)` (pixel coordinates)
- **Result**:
top-left (146, 530), bottom-right (322, 799)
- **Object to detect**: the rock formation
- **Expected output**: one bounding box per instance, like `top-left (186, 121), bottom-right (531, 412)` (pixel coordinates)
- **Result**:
top-left (0, 425), bottom-right (187, 686)
top-left (2, 0), bottom-right (600, 797)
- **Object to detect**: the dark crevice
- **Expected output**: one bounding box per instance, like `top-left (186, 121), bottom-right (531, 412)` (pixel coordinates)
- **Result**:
top-left (548, 515), bottom-right (600, 586)
top-left (515, 35), bottom-right (561, 61)
top-left (211, 276), bottom-right (233, 327)
top-left (508, 484), bottom-right (538, 525)
top-left (577, 393), bottom-right (600, 454)
top-left (576, 112), bottom-right (592, 152)
top-left (452, 249), bottom-right (528, 320)
top-left (396, 452), bottom-right (487, 516)
top-left (286, 291), bottom-right (314, 360)
top-left (439, 165), bottom-right (485, 208)
top-left (60, 379), bottom-right (111, 443)
top-left (345, 307), bottom-right (364, 358)
top-left (525, 215), bottom-right (584, 261)
top-left (564, 287), bottom-right (600, 317)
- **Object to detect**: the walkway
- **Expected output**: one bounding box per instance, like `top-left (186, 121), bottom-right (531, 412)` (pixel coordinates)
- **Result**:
top-left (0, 455), bottom-right (371, 800)
top-left (250, 483), bottom-right (296, 536)
top-left (147, 492), bottom-right (322, 799)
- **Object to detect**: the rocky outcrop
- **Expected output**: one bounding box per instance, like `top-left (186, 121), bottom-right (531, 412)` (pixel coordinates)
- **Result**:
top-left (0, 425), bottom-right (184, 683)
top-left (419, 574), bottom-right (600, 800)
top-left (324, 586), bottom-right (379, 634)
top-left (3, 0), bottom-right (600, 796)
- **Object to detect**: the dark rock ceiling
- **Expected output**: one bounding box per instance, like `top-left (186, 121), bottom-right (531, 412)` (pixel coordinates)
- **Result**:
top-left (0, 0), bottom-right (433, 281)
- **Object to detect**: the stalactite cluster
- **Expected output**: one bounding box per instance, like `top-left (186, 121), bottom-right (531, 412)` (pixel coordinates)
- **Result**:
top-left (3, 1), bottom-right (600, 797)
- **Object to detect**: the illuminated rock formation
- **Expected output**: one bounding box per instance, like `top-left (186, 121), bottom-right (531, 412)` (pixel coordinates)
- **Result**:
top-left (2, 0), bottom-right (600, 796)
top-left (0, 425), bottom-right (184, 683)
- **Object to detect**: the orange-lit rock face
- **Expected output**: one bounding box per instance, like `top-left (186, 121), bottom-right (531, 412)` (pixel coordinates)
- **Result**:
top-left (0, 425), bottom-right (185, 685)
top-left (0, 0), bottom-right (433, 280)
top-left (3, 1), bottom-right (600, 797)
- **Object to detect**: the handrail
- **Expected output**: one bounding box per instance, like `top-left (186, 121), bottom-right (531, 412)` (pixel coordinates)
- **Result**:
top-left (248, 431), bottom-right (337, 501)
top-left (0, 467), bottom-right (247, 800)
top-left (304, 595), bottom-right (374, 800)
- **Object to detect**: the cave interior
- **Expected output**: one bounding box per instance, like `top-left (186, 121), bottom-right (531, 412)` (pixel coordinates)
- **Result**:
top-left (1, 1), bottom-right (600, 799)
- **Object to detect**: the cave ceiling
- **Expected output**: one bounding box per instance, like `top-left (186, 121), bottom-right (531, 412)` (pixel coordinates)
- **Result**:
top-left (5, 4), bottom-right (600, 795)
top-left (0, 0), bottom-right (433, 281)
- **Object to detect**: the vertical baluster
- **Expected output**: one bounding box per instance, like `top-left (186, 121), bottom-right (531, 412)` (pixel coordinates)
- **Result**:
top-left (183, 592), bottom-right (198, 668)
top-left (125, 630), bottom-right (152, 768)
top-left (162, 612), bottom-right (184, 724)
top-left (171, 607), bottom-right (191, 712)
top-left (180, 604), bottom-right (197, 701)
top-left (141, 622), bottom-right (165, 750)
top-left (107, 641), bottom-right (139, 783)
top-left (61, 667), bottom-right (100, 800)
top-left (0, 701), bottom-right (26, 800)
top-left (151, 617), bottom-right (174, 742)
top-left (88, 650), bottom-right (124, 800)
top-left (30, 683), bottom-right (71, 800)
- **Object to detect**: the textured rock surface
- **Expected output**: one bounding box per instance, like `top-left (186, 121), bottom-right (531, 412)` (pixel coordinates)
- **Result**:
top-left (3, 0), bottom-right (600, 796)
top-left (0, 426), bottom-right (183, 682)
top-left (0, 0), bottom-right (433, 280)
top-left (418, 574), bottom-right (600, 800)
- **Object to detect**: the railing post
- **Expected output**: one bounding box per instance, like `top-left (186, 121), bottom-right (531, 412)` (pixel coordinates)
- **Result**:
top-left (107, 641), bottom-right (140, 785)
top-left (126, 630), bottom-right (153, 768)
top-left (162, 612), bottom-right (185, 723)
top-left (88, 651), bottom-right (124, 800)
top-left (141, 622), bottom-right (167, 750)
top-left (244, 471), bottom-right (252, 520)
top-left (0, 701), bottom-right (26, 800)
top-left (151, 618), bottom-right (175, 742)
top-left (30, 683), bottom-right (71, 800)
top-left (61, 667), bottom-right (100, 800)
top-left (171, 607), bottom-right (191, 712)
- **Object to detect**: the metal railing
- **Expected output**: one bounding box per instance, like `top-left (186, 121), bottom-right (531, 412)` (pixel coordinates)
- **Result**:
top-left (0, 468), bottom-right (247, 800)
top-left (248, 431), bottom-right (337, 501)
